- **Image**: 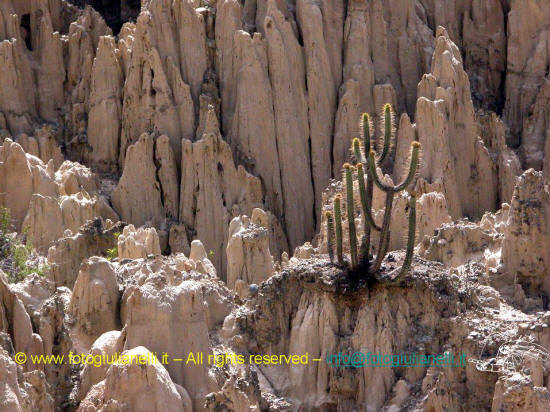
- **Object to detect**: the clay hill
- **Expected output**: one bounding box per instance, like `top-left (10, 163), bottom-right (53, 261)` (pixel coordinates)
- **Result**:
top-left (0, 0), bottom-right (550, 411)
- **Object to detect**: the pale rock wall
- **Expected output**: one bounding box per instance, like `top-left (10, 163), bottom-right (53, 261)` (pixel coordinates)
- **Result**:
top-left (505, 0), bottom-right (550, 154)
top-left (155, 135), bottom-right (179, 220)
top-left (264, 1), bottom-right (315, 247)
top-left (87, 35), bottom-right (123, 170)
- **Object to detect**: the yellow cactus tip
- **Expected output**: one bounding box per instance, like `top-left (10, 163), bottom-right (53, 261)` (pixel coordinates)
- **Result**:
top-left (352, 137), bottom-right (361, 145)
top-left (384, 103), bottom-right (392, 112)
top-left (325, 211), bottom-right (332, 218)
top-left (362, 112), bottom-right (370, 120)
top-left (356, 162), bottom-right (363, 170)
top-left (412, 141), bottom-right (421, 149)
top-left (343, 162), bottom-right (351, 169)
top-left (409, 190), bottom-right (417, 198)
top-left (369, 150), bottom-right (376, 157)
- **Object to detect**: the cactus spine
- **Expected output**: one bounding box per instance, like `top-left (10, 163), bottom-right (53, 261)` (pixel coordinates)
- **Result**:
top-left (327, 104), bottom-right (421, 280)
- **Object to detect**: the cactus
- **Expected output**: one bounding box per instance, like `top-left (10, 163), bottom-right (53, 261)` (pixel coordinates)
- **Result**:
top-left (334, 195), bottom-right (344, 265)
top-left (379, 103), bottom-right (393, 163)
top-left (327, 104), bottom-right (420, 280)
top-left (343, 163), bottom-right (358, 267)
top-left (326, 211), bottom-right (335, 263)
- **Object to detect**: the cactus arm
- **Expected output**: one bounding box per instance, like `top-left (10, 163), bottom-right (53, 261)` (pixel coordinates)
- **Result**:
top-left (356, 163), bottom-right (381, 231)
top-left (369, 190), bottom-right (394, 274)
top-left (393, 142), bottom-right (421, 192)
top-left (364, 176), bottom-right (374, 259)
top-left (334, 196), bottom-right (344, 265)
top-left (352, 138), bottom-right (364, 164)
top-left (399, 193), bottom-right (416, 275)
top-left (326, 211), bottom-right (335, 263)
top-left (361, 113), bottom-right (372, 155)
top-left (378, 104), bottom-right (393, 163)
top-left (367, 150), bottom-right (395, 192)
top-left (344, 164), bottom-right (358, 267)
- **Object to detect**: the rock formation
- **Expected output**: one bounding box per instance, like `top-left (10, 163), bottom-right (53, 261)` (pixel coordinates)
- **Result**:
top-left (226, 208), bottom-right (275, 291)
top-left (0, 0), bottom-right (550, 411)
top-left (117, 224), bottom-right (161, 260)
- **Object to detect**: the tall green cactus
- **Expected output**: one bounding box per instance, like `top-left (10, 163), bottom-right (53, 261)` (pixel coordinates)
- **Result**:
top-left (334, 195), bottom-right (344, 265)
top-left (326, 211), bottom-right (335, 264)
top-left (343, 163), bottom-right (358, 267)
top-left (326, 104), bottom-right (420, 279)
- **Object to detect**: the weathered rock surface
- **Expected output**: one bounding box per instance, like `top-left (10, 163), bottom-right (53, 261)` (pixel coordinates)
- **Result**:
top-left (226, 208), bottom-right (274, 291)
top-left (78, 346), bottom-right (191, 412)
top-left (118, 224), bottom-right (161, 260)
top-left (179, 109), bottom-right (264, 275)
top-left (69, 257), bottom-right (120, 348)
top-left (502, 169), bottom-right (550, 297)
top-left (112, 133), bottom-right (164, 227)
top-left (2, 1), bottom-right (550, 411)
top-left (416, 27), bottom-right (498, 219)
top-left (47, 218), bottom-right (125, 288)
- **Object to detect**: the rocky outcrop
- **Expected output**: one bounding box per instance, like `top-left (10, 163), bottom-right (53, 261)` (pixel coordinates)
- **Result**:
top-left (0, 272), bottom-right (43, 373)
top-left (0, 348), bottom-right (54, 412)
top-left (118, 224), bottom-right (161, 260)
top-left (0, 139), bottom-right (55, 231)
top-left (23, 191), bottom-right (117, 251)
top-left (416, 27), bottom-right (497, 219)
top-left (226, 208), bottom-right (275, 291)
top-left (69, 257), bottom-right (120, 348)
top-left (264, 2), bottom-right (315, 247)
top-left (54, 161), bottom-right (99, 196)
top-left (112, 134), bottom-right (164, 227)
top-left (504, 0), bottom-right (550, 154)
top-left (16, 126), bottom-right (64, 170)
top-left (120, 258), bottom-right (233, 410)
top-left (77, 330), bottom-right (124, 402)
top-left (179, 109), bottom-right (264, 275)
top-left (155, 135), bottom-right (179, 220)
top-left (221, 256), bottom-right (506, 411)
top-left (87, 35), bottom-right (123, 171)
top-left (119, 0), bottom-right (197, 167)
top-left (502, 169), bottom-right (550, 296)
top-left (78, 346), bottom-right (192, 412)
top-left (47, 219), bottom-right (125, 288)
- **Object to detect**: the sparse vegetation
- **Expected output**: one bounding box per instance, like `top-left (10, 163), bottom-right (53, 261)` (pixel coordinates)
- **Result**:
top-left (0, 207), bottom-right (48, 283)
top-left (106, 231), bottom-right (121, 261)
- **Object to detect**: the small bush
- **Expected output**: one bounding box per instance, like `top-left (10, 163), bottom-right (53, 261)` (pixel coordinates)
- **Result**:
top-left (0, 207), bottom-right (48, 283)
top-left (106, 231), bottom-right (121, 261)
